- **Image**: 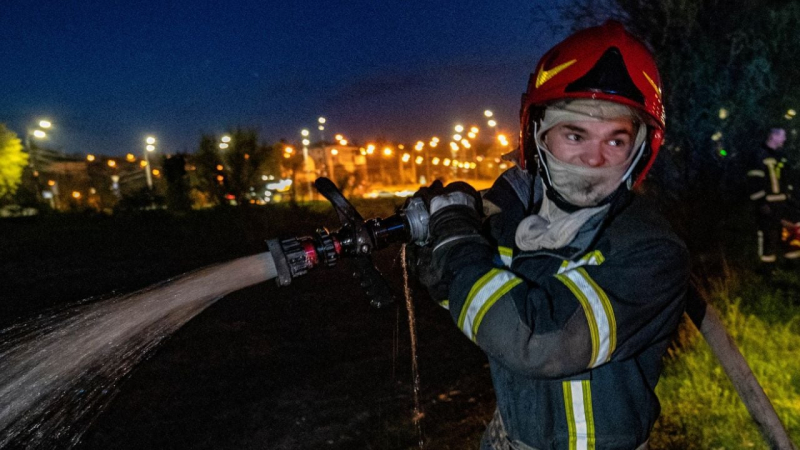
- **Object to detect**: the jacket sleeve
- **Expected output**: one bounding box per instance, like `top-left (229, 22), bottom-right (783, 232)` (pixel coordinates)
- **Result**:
top-left (440, 237), bottom-right (689, 379)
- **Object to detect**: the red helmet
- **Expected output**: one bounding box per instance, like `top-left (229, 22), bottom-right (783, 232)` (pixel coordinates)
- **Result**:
top-left (519, 20), bottom-right (664, 187)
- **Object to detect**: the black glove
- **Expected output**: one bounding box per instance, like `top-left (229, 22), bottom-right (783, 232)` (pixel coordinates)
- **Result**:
top-left (410, 181), bottom-right (487, 301)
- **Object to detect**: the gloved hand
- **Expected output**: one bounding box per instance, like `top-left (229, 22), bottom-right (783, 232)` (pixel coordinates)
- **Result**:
top-left (409, 181), bottom-right (487, 301)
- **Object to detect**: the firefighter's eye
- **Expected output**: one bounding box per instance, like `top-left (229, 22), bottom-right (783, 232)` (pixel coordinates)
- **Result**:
top-left (609, 138), bottom-right (628, 147)
top-left (566, 133), bottom-right (582, 142)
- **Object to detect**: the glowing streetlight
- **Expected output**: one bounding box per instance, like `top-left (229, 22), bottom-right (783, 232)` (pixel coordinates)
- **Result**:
top-left (383, 147), bottom-right (393, 156)
top-left (33, 129), bottom-right (46, 138)
top-left (402, 153), bottom-right (411, 162)
top-left (488, 119), bottom-right (497, 127)
top-left (331, 148), bottom-right (339, 156)
top-left (484, 110), bottom-right (493, 118)
top-left (107, 159), bottom-right (116, 168)
top-left (87, 154), bottom-right (96, 162)
top-left (415, 156), bottom-right (424, 165)
top-left (39, 120), bottom-right (52, 129)
top-left (453, 134), bottom-right (462, 141)
top-left (339, 139), bottom-right (348, 145)
top-left (301, 129), bottom-right (310, 137)
top-left (450, 142), bottom-right (459, 151)
top-left (335, 134), bottom-right (344, 141)
top-left (366, 144), bottom-right (376, 155)
top-left (454, 124), bottom-right (464, 133)
top-left (144, 136), bottom-right (156, 189)
top-left (302, 139), bottom-right (311, 146)
top-left (318, 117), bottom-right (326, 124)
top-left (126, 153), bottom-right (136, 162)
top-left (415, 141), bottom-right (424, 151)
top-left (221, 135), bottom-right (231, 143)
top-left (470, 126), bottom-right (479, 134)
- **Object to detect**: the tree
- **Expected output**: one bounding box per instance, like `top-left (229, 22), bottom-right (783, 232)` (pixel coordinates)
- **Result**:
top-left (0, 124), bottom-right (28, 202)
top-left (162, 153), bottom-right (192, 212)
top-left (193, 129), bottom-right (279, 206)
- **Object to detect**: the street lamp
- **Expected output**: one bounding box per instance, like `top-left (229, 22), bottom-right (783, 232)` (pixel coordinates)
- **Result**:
top-left (144, 136), bottom-right (156, 190)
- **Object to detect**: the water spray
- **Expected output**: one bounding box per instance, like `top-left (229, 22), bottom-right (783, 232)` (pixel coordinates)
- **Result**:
top-left (266, 177), bottom-right (430, 307)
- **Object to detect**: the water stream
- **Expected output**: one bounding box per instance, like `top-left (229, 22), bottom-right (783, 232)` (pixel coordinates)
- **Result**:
top-left (401, 244), bottom-right (425, 448)
top-left (0, 252), bottom-right (276, 449)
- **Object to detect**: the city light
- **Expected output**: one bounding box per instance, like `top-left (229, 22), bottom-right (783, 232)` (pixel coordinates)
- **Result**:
top-left (339, 139), bottom-right (348, 145)
top-left (39, 120), bottom-right (52, 128)
top-left (366, 144), bottom-right (376, 155)
top-left (468, 132), bottom-right (476, 139)
top-left (711, 131), bottom-right (723, 141)
top-left (453, 134), bottom-right (462, 141)
top-left (789, 109), bottom-right (797, 117)
top-left (221, 135), bottom-right (231, 143)
top-left (318, 117), bottom-right (326, 124)
top-left (331, 148), bottom-right (339, 156)
top-left (360, 148), bottom-right (367, 155)
top-left (719, 108), bottom-right (729, 120)
top-left (431, 136), bottom-right (440, 142)
top-left (284, 153), bottom-right (291, 159)
top-left (72, 191), bottom-right (81, 199)
top-left (470, 126), bottom-right (479, 134)
top-left (216, 164), bottom-right (224, 171)
top-left (415, 141), bottom-right (424, 151)
top-left (450, 142), bottom-right (459, 151)
top-left (107, 160), bottom-right (116, 167)
top-left (86, 154), bottom-right (95, 162)
top-left (33, 130), bottom-right (46, 138)
top-left (126, 154), bottom-right (135, 162)
top-left (219, 143), bottom-right (229, 149)
top-left (140, 160), bottom-right (148, 167)
top-left (498, 134), bottom-right (509, 146)
top-left (383, 147), bottom-right (393, 156)
top-left (488, 119), bottom-right (497, 127)
top-left (285, 146), bottom-right (294, 154)
top-left (402, 153), bottom-right (411, 162)
top-left (318, 125), bottom-right (325, 131)
top-left (455, 124), bottom-right (464, 133)
top-left (461, 139), bottom-right (471, 148)
top-left (415, 156), bottom-right (424, 165)
top-left (432, 157), bottom-right (440, 165)
top-left (146, 144), bottom-right (155, 152)
top-left (484, 110), bottom-right (493, 117)
top-left (146, 136), bottom-right (156, 145)
top-left (301, 129), bottom-right (310, 137)
top-left (216, 175), bottom-right (224, 182)
top-left (335, 134), bottom-right (343, 141)
top-left (152, 169), bottom-right (161, 176)
top-left (429, 140), bottom-right (438, 147)
top-left (443, 158), bottom-right (451, 166)
top-left (47, 180), bottom-right (55, 186)
top-left (302, 139), bottom-right (310, 146)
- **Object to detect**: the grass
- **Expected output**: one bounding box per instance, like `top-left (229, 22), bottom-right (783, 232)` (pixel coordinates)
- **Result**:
top-left (652, 267), bottom-right (800, 449)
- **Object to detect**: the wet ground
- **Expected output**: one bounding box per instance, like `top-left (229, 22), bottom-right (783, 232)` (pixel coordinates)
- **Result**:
top-left (1, 206), bottom-right (495, 449)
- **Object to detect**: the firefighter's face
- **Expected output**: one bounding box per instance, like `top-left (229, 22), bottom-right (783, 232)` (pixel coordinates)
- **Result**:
top-left (544, 118), bottom-right (636, 167)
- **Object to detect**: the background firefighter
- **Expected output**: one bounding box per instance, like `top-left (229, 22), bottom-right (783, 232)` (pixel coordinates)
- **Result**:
top-left (747, 127), bottom-right (800, 267)
top-left (409, 21), bottom-right (688, 449)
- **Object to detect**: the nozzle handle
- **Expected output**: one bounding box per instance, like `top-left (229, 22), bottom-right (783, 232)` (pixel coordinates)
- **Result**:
top-left (352, 256), bottom-right (394, 308)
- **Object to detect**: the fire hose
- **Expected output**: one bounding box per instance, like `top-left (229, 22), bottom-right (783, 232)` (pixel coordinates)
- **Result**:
top-left (267, 177), bottom-right (796, 449)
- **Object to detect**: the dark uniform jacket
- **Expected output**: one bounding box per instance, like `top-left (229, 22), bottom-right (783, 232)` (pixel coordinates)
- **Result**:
top-left (436, 168), bottom-right (688, 449)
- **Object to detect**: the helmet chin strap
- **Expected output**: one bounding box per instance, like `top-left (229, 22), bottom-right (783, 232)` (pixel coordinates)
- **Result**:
top-left (621, 140), bottom-right (647, 190)
top-left (533, 121), bottom-right (555, 187)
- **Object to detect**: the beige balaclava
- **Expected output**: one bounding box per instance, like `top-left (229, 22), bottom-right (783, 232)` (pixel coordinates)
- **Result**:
top-left (515, 99), bottom-right (646, 251)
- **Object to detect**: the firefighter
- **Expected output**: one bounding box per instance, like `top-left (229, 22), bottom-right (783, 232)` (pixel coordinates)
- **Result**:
top-left (747, 127), bottom-right (800, 265)
top-left (412, 21), bottom-right (688, 449)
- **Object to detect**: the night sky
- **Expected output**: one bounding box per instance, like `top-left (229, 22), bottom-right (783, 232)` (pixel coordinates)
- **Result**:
top-left (3, 1), bottom-right (567, 157)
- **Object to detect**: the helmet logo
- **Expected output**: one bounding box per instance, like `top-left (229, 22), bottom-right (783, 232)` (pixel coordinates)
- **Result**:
top-left (642, 71), bottom-right (661, 100)
top-left (535, 59), bottom-right (577, 89)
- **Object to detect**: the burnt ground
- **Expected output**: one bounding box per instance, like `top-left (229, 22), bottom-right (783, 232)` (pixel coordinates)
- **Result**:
top-left (1, 205), bottom-right (495, 449)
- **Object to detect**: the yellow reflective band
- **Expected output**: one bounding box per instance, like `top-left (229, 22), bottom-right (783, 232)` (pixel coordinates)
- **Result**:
top-left (558, 250), bottom-right (605, 274)
top-left (556, 268), bottom-right (615, 367)
top-left (471, 277), bottom-right (522, 341)
top-left (439, 299), bottom-right (450, 310)
top-left (498, 246), bottom-right (513, 267)
top-left (580, 269), bottom-right (616, 361)
top-left (642, 70), bottom-right (661, 100)
top-left (766, 194), bottom-right (787, 202)
top-left (747, 170), bottom-right (765, 177)
top-left (535, 59), bottom-right (577, 88)
top-left (563, 380), bottom-right (596, 450)
top-left (557, 273), bottom-right (600, 366)
top-left (750, 190), bottom-right (766, 200)
top-left (458, 269), bottom-right (520, 341)
top-left (764, 158), bottom-right (780, 193)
